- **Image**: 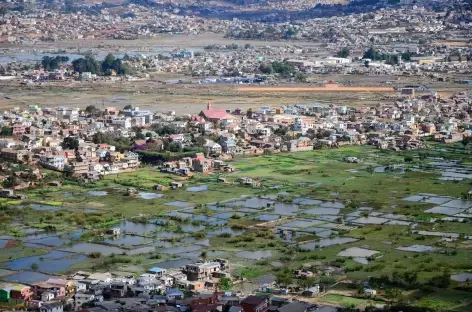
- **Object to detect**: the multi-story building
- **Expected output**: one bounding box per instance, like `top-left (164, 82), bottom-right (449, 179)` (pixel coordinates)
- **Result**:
top-left (184, 262), bottom-right (222, 281)
top-left (40, 155), bottom-right (65, 170)
top-left (0, 149), bottom-right (32, 163)
top-left (240, 296), bottom-right (269, 312)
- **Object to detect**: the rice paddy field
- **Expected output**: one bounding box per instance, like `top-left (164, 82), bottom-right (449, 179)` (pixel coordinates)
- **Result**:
top-left (1, 145), bottom-right (472, 310)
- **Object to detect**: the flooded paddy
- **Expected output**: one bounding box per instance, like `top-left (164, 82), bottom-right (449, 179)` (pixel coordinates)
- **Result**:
top-left (441, 199), bottom-right (472, 209)
top-left (4, 271), bottom-right (56, 283)
top-left (304, 208), bottom-right (340, 215)
top-left (30, 204), bottom-right (61, 211)
top-left (61, 243), bottom-right (125, 256)
top-left (353, 257), bottom-right (370, 264)
top-left (235, 250), bottom-right (273, 260)
top-left (127, 246), bottom-right (157, 255)
top-left (423, 197), bottom-right (452, 205)
top-left (424, 206), bottom-right (464, 215)
top-left (280, 219), bottom-right (324, 228)
top-left (315, 215), bottom-right (340, 222)
top-left (88, 191), bottom-right (108, 197)
top-left (137, 192), bottom-right (164, 199)
top-left (186, 185), bottom-right (208, 192)
top-left (293, 198), bottom-right (322, 206)
top-left (213, 212), bottom-right (238, 219)
top-left (226, 198), bottom-right (274, 209)
top-left (451, 273), bottom-right (472, 282)
top-left (25, 236), bottom-right (71, 247)
top-left (299, 237), bottom-right (358, 250)
top-left (104, 235), bottom-right (150, 246)
top-left (352, 216), bottom-right (390, 225)
top-left (161, 245), bottom-right (202, 255)
top-left (254, 214), bottom-right (281, 221)
top-left (397, 245), bottom-right (434, 253)
top-left (207, 227), bottom-right (245, 237)
top-left (4, 250), bottom-right (86, 273)
top-left (319, 201), bottom-right (345, 209)
top-left (273, 203), bottom-right (299, 215)
top-left (166, 201), bottom-right (193, 207)
top-left (386, 220), bottom-right (411, 226)
top-left (337, 247), bottom-right (379, 258)
top-left (117, 221), bottom-right (161, 234)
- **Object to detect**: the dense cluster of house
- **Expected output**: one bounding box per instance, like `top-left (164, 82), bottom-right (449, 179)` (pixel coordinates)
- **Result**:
top-left (0, 105), bottom-right (147, 182)
top-left (0, 91), bottom-right (470, 183)
top-left (0, 258), bottom-right (336, 312)
top-left (1, 2), bottom-right (471, 83)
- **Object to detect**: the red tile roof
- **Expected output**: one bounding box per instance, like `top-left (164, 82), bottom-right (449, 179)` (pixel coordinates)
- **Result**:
top-left (200, 110), bottom-right (232, 120)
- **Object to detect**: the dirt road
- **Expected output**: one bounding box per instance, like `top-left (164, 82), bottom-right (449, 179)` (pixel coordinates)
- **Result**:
top-left (237, 85), bottom-right (395, 92)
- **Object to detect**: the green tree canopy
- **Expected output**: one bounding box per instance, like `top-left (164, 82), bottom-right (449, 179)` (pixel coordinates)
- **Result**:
top-left (336, 47), bottom-right (350, 58)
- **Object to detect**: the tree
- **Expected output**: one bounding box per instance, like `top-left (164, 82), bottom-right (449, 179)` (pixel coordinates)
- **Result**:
top-left (429, 269), bottom-right (451, 288)
top-left (285, 28), bottom-right (298, 39)
top-left (31, 262), bottom-right (39, 271)
top-left (401, 52), bottom-right (412, 62)
top-left (62, 137), bottom-right (79, 150)
top-left (366, 165), bottom-right (375, 176)
top-left (169, 142), bottom-right (182, 153)
top-left (72, 55), bottom-right (100, 74)
top-left (41, 55), bottom-right (69, 71)
top-left (401, 271), bottom-right (418, 288)
top-left (85, 105), bottom-right (100, 116)
top-left (246, 108), bottom-right (253, 119)
top-left (363, 47), bottom-right (379, 60)
top-left (259, 63), bottom-right (274, 74)
top-left (462, 136), bottom-right (472, 148)
top-left (195, 136), bottom-right (207, 147)
top-left (271, 61), bottom-right (296, 77)
top-left (297, 277), bottom-right (318, 289)
top-left (220, 277), bottom-right (233, 291)
top-left (336, 47), bottom-right (350, 58)
top-left (275, 270), bottom-right (293, 286)
top-left (384, 288), bottom-right (402, 301)
top-left (0, 126), bottom-right (12, 136)
top-left (295, 73), bottom-right (307, 83)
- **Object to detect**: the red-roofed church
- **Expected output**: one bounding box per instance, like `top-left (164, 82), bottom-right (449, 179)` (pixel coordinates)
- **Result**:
top-left (199, 102), bottom-right (233, 123)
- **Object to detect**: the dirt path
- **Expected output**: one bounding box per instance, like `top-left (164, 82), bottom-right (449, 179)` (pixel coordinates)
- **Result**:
top-left (238, 85), bottom-right (395, 92)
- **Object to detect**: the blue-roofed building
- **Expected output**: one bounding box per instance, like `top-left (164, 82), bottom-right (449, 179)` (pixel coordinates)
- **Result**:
top-left (166, 288), bottom-right (184, 300)
top-left (147, 267), bottom-right (167, 277)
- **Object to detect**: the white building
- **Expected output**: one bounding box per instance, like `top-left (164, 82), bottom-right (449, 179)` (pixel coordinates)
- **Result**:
top-left (364, 289), bottom-right (377, 296)
top-left (40, 155), bottom-right (65, 170)
top-left (111, 118), bottom-right (131, 129)
top-left (74, 293), bottom-right (95, 310)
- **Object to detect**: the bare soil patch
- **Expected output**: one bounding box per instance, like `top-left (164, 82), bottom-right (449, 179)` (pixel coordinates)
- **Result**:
top-left (237, 85), bottom-right (395, 92)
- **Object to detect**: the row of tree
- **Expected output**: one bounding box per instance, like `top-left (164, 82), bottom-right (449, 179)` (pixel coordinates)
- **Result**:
top-left (41, 56), bottom-right (70, 71)
top-left (363, 48), bottom-right (413, 65)
top-left (72, 53), bottom-right (133, 76)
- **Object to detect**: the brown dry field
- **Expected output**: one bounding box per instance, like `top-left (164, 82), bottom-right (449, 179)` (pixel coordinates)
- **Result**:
top-left (433, 41), bottom-right (472, 46)
top-left (2, 33), bottom-right (324, 50)
top-left (0, 81), bottom-right (393, 114)
top-left (237, 85), bottom-right (395, 92)
top-left (0, 78), bottom-right (468, 114)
